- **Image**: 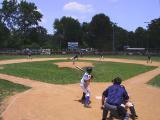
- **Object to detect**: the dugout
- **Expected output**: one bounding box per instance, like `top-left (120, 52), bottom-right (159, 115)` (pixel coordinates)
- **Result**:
top-left (125, 48), bottom-right (146, 55)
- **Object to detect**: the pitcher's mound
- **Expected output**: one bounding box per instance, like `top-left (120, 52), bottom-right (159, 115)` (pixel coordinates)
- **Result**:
top-left (54, 62), bottom-right (94, 69)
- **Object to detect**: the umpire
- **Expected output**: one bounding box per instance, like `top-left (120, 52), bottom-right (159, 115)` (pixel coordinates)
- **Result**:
top-left (101, 77), bottom-right (129, 120)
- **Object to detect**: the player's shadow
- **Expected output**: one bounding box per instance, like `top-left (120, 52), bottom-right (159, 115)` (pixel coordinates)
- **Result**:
top-left (74, 99), bottom-right (83, 104)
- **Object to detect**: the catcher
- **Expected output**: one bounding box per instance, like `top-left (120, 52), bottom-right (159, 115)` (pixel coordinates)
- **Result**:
top-left (101, 77), bottom-right (138, 120)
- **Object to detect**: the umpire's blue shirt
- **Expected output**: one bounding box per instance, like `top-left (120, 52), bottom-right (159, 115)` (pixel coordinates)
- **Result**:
top-left (103, 84), bottom-right (129, 106)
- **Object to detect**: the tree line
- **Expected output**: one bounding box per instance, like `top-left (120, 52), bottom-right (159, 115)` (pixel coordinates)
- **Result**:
top-left (0, 0), bottom-right (160, 51)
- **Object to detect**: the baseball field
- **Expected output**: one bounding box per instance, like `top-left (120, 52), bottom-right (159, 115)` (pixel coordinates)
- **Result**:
top-left (0, 55), bottom-right (160, 120)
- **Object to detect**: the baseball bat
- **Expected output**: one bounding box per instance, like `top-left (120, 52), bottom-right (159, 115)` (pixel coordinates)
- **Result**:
top-left (75, 66), bottom-right (85, 72)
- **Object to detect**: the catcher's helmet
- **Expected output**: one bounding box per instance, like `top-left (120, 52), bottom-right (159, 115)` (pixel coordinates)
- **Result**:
top-left (112, 77), bottom-right (122, 85)
top-left (86, 67), bottom-right (92, 74)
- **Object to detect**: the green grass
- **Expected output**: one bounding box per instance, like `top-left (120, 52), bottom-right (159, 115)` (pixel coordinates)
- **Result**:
top-left (85, 55), bottom-right (160, 61)
top-left (0, 60), bottom-right (80, 84)
top-left (93, 61), bottom-right (156, 82)
top-left (0, 55), bottom-right (26, 60)
top-left (0, 79), bottom-right (30, 119)
top-left (0, 54), bottom-right (76, 61)
top-left (0, 60), bottom-right (156, 84)
top-left (148, 75), bottom-right (160, 87)
top-left (103, 55), bottom-right (160, 61)
top-left (0, 54), bottom-right (160, 61)
top-left (0, 55), bottom-right (54, 60)
top-left (0, 54), bottom-right (75, 60)
top-left (0, 79), bottom-right (30, 100)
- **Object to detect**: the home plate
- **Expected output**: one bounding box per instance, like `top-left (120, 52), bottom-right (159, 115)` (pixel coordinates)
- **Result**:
top-left (95, 96), bottom-right (102, 100)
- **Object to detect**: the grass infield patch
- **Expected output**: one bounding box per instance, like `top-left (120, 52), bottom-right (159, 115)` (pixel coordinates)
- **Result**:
top-left (0, 60), bottom-right (156, 84)
top-left (0, 79), bottom-right (30, 118)
top-left (148, 75), bottom-right (160, 87)
top-left (0, 79), bottom-right (30, 100)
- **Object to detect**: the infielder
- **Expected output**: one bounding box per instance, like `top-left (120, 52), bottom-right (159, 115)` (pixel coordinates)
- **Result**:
top-left (26, 48), bottom-right (32, 59)
top-left (80, 67), bottom-right (93, 108)
top-left (100, 52), bottom-right (104, 60)
top-left (147, 54), bottom-right (152, 63)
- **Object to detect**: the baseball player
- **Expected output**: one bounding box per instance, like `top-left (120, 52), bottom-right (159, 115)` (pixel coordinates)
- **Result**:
top-left (122, 87), bottom-right (138, 120)
top-left (147, 54), bottom-right (152, 63)
top-left (26, 48), bottom-right (32, 59)
top-left (80, 67), bottom-right (93, 108)
top-left (71, 54), bottom-right (78, 64)
top-left (100, 52), bottom-right (104, 60)
top-left (101, 77), bottom-right (129, 120)
top-left (101, 77), bottom-right (138, 120)
top-left (28, 51), bottom-right (32, 59)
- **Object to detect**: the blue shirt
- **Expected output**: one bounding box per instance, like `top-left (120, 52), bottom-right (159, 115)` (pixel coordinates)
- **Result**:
top-left (103, 84), bottom-right (129, 106)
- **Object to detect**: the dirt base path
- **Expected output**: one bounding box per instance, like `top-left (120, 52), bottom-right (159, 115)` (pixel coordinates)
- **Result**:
top-left (0, 58), bottom-right (160, 120)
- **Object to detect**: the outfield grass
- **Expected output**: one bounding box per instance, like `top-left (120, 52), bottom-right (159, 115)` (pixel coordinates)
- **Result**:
top-left (0, 54), bottom-right (160, 61)
top-left (0, 55), bottom-right (73, 60)
top-left (0, 60), bottom-right (156, 84)
top-left (0, 55), bottom-right (53, 60)
top-left (148, 75), bottom-right (160, 87)
top-left (0, 54), bottom-right (76, 60)
top-left (0, 55), bottom-right (26, 60)
top-left (103, 55), bottom-right (160, 61)
top-left (84, 55), bottom-right (160, 61)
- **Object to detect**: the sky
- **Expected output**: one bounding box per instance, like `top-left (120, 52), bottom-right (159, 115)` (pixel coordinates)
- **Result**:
top-left (1, 0), bottom-right (160, 34)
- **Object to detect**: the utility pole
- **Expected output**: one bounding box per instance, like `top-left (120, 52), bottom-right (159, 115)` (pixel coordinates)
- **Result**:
top-left (144, 22), bottom-right (150, 51)
top-left (112, 23), bottom-right (117, 52)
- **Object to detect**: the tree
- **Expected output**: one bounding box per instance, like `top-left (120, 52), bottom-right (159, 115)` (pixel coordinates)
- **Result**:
top-left (53, 18), bottom-right (64, 50)
top-left (0, 0), bottom-right (43, 48)
top-left (134, 27), bottom-right (147, 48)
top-left (53, 16), bottom-right (82, 49)
top-left (0, 21), bottom-right (10, 47)
top-left (81, 22), bottom-right (90, 47)
top-left (114, 26), bottom-right (128, 51)
top-left (16, 1), bottom-right (43, 48)
top-left (147, 18), bottom-right (160, 49)
top-left (18, 1), bottom-right (42, 32)
top-left (24, 26), bottom-right (47, 48)
top-left (44, 34), bottom-right (61, 49)
top-left (0, 0), bottom-right (18, 31)
top-left (89, 13), bottom-right (112, 50)
top-left (54, 18), bottom-right (63, 34)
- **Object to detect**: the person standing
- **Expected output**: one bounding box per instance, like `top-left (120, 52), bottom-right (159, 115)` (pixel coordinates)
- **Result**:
top-left (26, 48), bottom-right (32, 59)
top-left (71, 54), bottom-right (78, 64)
top-left (147, 53), bottom-right (152, 63)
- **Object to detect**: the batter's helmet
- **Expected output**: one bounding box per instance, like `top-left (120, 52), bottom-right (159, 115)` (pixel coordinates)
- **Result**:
top-left (86, 67), bottom-right (92, 74)
top-left (112, 77), bottom-right (122, 85)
